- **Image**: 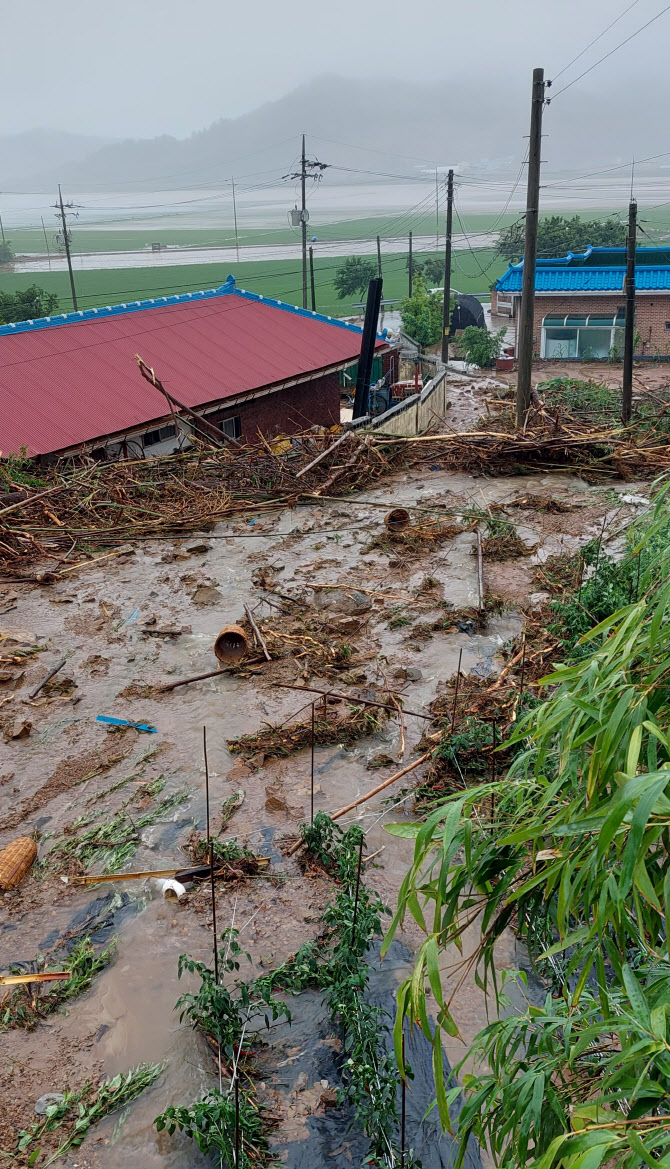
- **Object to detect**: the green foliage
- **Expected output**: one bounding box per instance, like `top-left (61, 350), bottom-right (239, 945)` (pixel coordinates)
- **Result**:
top-left (538, 376), bottom-right (619, 418)
top-left (2, 937), bottom-right (117, 1031)
top-left (156, 1090), bottom-right (270, 1167)
top-left (400, 275), bottom-right (444, 350)
top-left (496, 215), bottom-right (625, 263)
top-left (46, 786), bottom-right (190, 873)
top-left (434, 716), bottom-right (494, 777)
top-left (459, 325), bottom-right (506, 368)
top-left (407, 252), bottom-right (448, 288)
top-left (384, 482), bottom-right (670, 1167)
top-left (0, 239), bottom-right (14, 264)
top-left (334, 256), bottom-right (378, 299)
top-left (0, 282), bottom-right (58, 324)
top-left (18, 1062), bottom-right (161, 1165)
top-left (175, 927), bottom-right (289, 1060)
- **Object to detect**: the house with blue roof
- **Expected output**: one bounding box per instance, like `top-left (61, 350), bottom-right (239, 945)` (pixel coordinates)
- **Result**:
top-left (493, 246), bottom-right (670, 361)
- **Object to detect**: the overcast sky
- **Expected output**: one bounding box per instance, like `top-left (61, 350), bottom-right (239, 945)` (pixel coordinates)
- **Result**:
top-left (1, 0), bottom-right (667, 139)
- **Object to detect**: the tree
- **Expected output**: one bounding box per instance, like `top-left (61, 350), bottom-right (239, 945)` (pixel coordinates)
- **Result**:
top-left (400, 276), bottom-right (444, 350)
top-left (0, 240), bottom-right (14, 264)
top-left (406, 254), bottom-right (445, 288)
top-left (333, 256), bottom-right (378, 300)
top-left (0, 284), bottom-right (59, 325)
top-left (496, 214), bottom-right (626, 263)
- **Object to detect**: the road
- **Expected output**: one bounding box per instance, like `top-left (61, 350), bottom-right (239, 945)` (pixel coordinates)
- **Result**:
top-left (13, 232), bottom-right (498, 274)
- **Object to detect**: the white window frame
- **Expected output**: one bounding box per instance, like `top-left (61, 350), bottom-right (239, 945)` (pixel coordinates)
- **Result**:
top-left (540, 314), bottom-right (625, 359)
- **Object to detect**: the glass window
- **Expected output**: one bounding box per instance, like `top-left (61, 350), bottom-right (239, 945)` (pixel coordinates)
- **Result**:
top-left (544, 327), bottom-right (578, 358)
top-left (565, 315), bottom-right (588, 326)
top-left (587, 315), bottom-right (615, 326)
top-left (220, 415), bottom-right (242, 440)
top-left (577, 328), bottom-right (612, 359)
top-left (542, 315), bottom-right (566, 325)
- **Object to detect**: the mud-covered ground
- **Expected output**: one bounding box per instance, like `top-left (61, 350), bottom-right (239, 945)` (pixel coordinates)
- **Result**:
top-left (0, 392), bottom-right (651, 1167)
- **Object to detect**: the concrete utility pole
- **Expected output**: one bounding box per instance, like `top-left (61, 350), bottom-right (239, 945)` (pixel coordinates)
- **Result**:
top-left (408, 230), bottom-right (413, 297)
top-left (515, 68), bottom-right (546, 427)
top-left (622, 198), bottom-right (637, 425)
top-left (56, 185), bottom-right (78, 311)
top-left (41, 216), bottom-right (51, 262)
top-left (231, 177), bottom-right (240, 262)
top-left (0, 214), bottom-right (5, 244)
top-left (441, 169), bottom-right (454, 365)
top-left (309, 245), bottom-right (316, 312)
top-left (376, 234), bottom-right (382, 279)
top-left (301, 134), bottom-right (308, 309)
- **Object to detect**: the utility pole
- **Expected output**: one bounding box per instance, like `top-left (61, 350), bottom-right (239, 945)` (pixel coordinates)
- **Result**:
top-left (376, 234), bottom-right (382, 279)
top-left (441, 169), bottom-right (454, 365)
top-left (309, 245), bottom-right (316, 312)
top-left (55, 184), bottom-right (78, 311)
top-left (0, 214), bottom-right (5, 244)
top-left (231, 177), bottom-right (240, 262)
top-left (408, 230), bottom-right (413, 297)
top-left (622, 198), bottom-right (637, 425)
top-left (515, 67), bottom-right (546, 427)
top-left (435, 167), bottom-right (440, 250)
top-left (40, 216), bottom-right (51, 263)
top-left (301, 134), bottom-right (308, 309)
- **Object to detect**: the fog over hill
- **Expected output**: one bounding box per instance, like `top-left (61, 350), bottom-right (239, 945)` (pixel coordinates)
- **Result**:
top-left (1, 75), bottom-right (667, 192)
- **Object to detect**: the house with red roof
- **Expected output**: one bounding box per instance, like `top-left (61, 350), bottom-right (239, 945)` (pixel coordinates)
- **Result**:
top-left (0, 275), bottom-right (392, 459)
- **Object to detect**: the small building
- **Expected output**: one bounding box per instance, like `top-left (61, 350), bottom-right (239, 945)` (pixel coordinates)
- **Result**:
top-left (492, 246), bottom-right (670, 360)
top-left (0, 275), bottom-right (392, 460)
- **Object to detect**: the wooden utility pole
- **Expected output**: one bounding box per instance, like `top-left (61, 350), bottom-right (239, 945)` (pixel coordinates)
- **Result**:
top-left (515, 68), bottom-right (546, 427)
top-left (376, 234), bottom-right (382, 278)
top-left (441, 169), bottom-right (454, 364)
top-left (301, 134), bottom-right (308, 309)
top-left (0, 214), bottom-right (5, 244)
top-left (56, 185), bottom-right (78, 311)
top-left (309, 245), bottom-right (316, 312)
top-left (408, 230), bottom-right (413, 297)
top-left (231, 177), bottom-right (240, 262)
top-left (622, 198), bottom-right (637, 425)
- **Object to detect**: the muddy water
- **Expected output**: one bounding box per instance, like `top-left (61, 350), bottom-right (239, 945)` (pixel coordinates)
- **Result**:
top-left (0, 469), bottom-right (646, 1166)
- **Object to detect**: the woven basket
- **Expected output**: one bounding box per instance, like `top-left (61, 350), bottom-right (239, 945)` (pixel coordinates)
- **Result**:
top-left (0, 836), bottom-right (37, 890)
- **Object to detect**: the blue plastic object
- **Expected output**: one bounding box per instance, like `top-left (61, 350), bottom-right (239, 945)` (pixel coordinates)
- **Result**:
top-left (96, 715), bottom-right (157, 733)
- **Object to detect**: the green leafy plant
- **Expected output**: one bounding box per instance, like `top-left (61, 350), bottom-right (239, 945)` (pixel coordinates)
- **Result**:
top-left (0, 283), bottom-right (58, 324)
top-left (156, 1089), bottom-right (271, 1167)
top-left (496, 215), bottom-right (625, 263)
top-left (2, 937), bottom-right (117, 1031)
top-left (459, 326), bottom-right (506, 368)
top-left (18, 1062), bottom-right (161, 1165)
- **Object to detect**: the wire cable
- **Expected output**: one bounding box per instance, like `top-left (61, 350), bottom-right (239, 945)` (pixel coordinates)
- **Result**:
top-left (551, 0), bottom-right (642, 83)
top-left (551, 3), bottom-right (670, 98)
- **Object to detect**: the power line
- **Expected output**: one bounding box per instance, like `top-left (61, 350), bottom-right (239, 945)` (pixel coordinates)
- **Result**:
top-left (551, 0), bottom-right (642, 83)
top-left (550, 3), bottom-right (670, 98)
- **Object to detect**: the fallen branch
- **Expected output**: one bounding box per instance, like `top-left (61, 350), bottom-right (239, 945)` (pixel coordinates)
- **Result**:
top-left (29, 657), bottom-right (66, 699)
top-left (244, 603), bottom-right (271, 661)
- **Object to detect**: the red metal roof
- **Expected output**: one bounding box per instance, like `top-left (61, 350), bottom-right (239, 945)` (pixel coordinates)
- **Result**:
top-left (0, 286), bottom-right (380, 456)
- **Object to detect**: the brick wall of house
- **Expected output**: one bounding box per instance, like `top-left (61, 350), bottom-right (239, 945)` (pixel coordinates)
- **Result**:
top-left (207, 371), bottom-right (341, 441)
top-left (517, 293), bottom-right (670, 356)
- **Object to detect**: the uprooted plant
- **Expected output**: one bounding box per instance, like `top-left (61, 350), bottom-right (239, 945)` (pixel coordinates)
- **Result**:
top-left (16, 1062), bottom-right (162, 1166)
top-left (227, 698), bottom-right (392, 762)
top-left (1, 936), bottom-right (117, 1031)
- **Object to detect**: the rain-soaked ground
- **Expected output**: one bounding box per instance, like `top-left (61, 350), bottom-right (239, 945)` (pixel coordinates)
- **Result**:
top-left (0, 460), bottom-right (650, 1167)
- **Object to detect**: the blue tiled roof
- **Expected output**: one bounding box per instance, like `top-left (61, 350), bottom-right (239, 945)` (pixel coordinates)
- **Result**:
top-left (495, 245), bottom-right (670, 294)
top-left (497, 267), bottom-right (627, 293)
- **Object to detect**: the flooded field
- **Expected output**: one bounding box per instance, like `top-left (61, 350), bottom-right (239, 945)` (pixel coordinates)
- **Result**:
top-left (0, 453), bottom-right (646, 1167)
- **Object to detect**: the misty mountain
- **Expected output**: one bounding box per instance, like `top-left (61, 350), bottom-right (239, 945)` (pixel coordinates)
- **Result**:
top-left (1, 75), bottom-right (665, 191)
top-left (0, 129), bottom-right (112, 189)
